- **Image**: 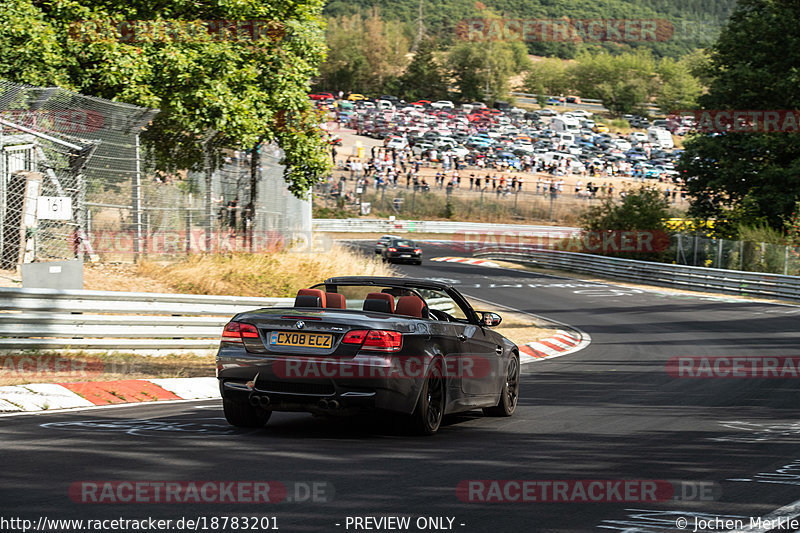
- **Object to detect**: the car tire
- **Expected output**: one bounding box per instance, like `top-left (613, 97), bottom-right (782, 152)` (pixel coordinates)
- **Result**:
top-left (223, 397), bottom-right (271, 428)
top-left (414, 260), bottom-right (423, 265)
top-left (410, 361), bottom-right (445, 436)
top-left (483, 353), bottom-right (519, 417)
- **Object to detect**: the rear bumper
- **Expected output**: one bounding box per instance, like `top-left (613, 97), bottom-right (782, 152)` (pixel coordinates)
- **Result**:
top-left (217, 354), bottom-right (427, 415)
top-left (386, 253), bottom-right (422, 263)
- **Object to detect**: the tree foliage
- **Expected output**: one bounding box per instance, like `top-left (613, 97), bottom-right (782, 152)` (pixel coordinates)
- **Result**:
top-left (317, 10), bottom-right (409, 95)
top-left (579, 187), bottom-right (672, 260)
top-left (397, 38), bottom-right (448, 101)
top-left (679, 0), bottom-right (800, 231)
top-left (448, 39), bottom-right (530, 103)
top-left (524, 49), bottom-right (703, 116)
top-left (324, 0), bottom-right (737, 59)
top-left (0, 0), bottom-right (330, 198)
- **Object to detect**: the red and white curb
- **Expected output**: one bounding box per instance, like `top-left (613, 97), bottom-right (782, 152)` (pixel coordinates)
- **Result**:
top-left (431, 256), bottom-right (499, 267)
top-left (0, 377), bottom-right (219, 413)
top-left (520, 329), bottom-right (591, 364)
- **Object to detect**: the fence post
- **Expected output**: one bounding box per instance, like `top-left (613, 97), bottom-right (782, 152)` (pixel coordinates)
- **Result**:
top-left (739, 240), bottom-right (744, 270)
top-left (717, 239), bottom-right (723, 269)
top-left (249, 142), bottom-right (260, 253)
top-left (205, 146), bottom-right (213, 253)
top-left (185, 191), bottom-right (192, 254)
top-left (132, 132), bottom-right (143, 263)
top-left (785, 245), bottom-right (790, 276)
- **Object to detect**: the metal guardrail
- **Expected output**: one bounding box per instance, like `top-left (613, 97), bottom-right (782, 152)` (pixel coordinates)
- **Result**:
top-left (0, 289), bottom-right (456, 351)
top-left (314, 219), bottom-right (579, 235)
top-left (475, 248), bottom-right (800, 302)
top-left (0, 288), bottom-right (293, 350)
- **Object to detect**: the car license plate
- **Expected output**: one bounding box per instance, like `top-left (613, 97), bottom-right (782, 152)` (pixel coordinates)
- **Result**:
top-left (269, 332), bottom-right (333, 349)
top-left (401, 254), bottom-right (411, 258)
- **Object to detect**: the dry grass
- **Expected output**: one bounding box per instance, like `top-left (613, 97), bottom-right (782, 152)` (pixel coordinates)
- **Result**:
top-left (136, 244), bottom-right (397, 297)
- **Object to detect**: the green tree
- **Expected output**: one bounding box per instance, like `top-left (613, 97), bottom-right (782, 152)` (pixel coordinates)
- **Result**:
top-left (448, 40), bottom-right (528, 103)
top-left (524, 58), bottom-right (572, 99)
top-left (0, 0), bottom-right (330, 197)
top-left (655, 56), bottom-right (703, 114)
top-left (679, 0), bottom-right (800, 230)
top-left (570, 50), bottom-right (657, 116)
top-left (318, 10), bottom-right (409, 95)
top-left (398, 38), bottom-right (448, 101)
top-left (578, 187), bottom-right (671, 260)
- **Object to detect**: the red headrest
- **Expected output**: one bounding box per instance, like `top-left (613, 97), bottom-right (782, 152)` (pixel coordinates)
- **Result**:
top-left (365, 292), bottom-right (394, 313)
top-left (395, 295), bottom-right (426, 318)
top-left (326, 292), bottom-right (346, 309)
top-left (297, 288), bottom-right (326, 308)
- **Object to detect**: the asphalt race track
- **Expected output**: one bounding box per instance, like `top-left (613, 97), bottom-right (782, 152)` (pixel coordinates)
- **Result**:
top-left (2, 242), bottom-right (800, 533)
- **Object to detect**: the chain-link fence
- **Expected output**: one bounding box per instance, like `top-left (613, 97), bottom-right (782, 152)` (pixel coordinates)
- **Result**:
top-left (671, 234), bottom-right (800, 275)
top-left (0, 78), bottom-right (311, 269)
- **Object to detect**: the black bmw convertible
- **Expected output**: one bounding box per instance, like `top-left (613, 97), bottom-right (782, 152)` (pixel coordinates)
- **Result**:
top-left (216, 276), bottom-right (520, 435)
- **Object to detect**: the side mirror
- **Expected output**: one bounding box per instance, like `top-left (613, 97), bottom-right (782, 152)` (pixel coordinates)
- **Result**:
top-left (480, 312), bottom-right (502, 327)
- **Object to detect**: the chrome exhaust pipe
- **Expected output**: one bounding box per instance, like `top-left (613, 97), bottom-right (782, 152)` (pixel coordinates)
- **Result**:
top-left (248, 395), bottom-right (260, 407)
top-left (327, 400), bottom-right (340, 409)
top-left (259, 395), bottom-right (271, 407)
top-left (318, 399), bottom-right (329, 409)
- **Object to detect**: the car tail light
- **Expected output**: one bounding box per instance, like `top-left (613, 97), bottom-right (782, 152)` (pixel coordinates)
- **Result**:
top-left (414, 249), bottom-right (422, 254)
top-left (221, 321), bottom-right (259, 342)
top-left (342, 329), bottom-right (402, 352)
top-left (388, 247), bottom-right (397, 252)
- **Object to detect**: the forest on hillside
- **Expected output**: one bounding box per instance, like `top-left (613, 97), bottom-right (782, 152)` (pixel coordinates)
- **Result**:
top-left (324, 0), bottom-right (738, 58)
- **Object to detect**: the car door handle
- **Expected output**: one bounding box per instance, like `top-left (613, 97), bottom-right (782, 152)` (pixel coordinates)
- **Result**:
top-left (495, 346), bottom-right (503, 355)
top-left (457, 334), bottom-right (467, 342)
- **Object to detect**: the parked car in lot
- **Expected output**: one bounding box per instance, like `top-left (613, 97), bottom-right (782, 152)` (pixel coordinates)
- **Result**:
top-left (386, 136), bottom-right (408, 150)
top-left (310, 92), bottom-right (334, 100)
top-left (216, 276), bottom-right (520, 435)
top-left (628, 131), bottom-right (648, 143)
top-left (381, 238), bottom-right (423, 265)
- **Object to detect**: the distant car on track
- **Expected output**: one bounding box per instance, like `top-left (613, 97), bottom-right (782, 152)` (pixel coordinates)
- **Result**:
top-left (216, 276), bottom-right (520, 435)
top-left (375, 234), bottom-right (402, 255)
top-left (381, 238), bottom-right (423, 265)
